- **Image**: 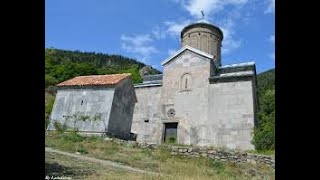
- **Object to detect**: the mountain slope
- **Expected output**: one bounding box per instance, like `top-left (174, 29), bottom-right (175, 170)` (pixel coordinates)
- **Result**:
top-left (253, 68), bottom-right (275, 150)
top-left (45, 48), bottom-right (161, 87)
top-left (257, 68), bottom-right (275, 97)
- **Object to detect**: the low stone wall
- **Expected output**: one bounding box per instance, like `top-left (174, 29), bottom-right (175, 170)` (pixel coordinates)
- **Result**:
top-left (168, 146), bottom-right (275, 169)
top-left (108, 138), bottom-right (275, 169)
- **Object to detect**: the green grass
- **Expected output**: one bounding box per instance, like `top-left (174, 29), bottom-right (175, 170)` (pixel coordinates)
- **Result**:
top-left (45, 92), bottom-right (55, 130)
top-left (45, 131), bottom-right (275, 179)
top-left (45, 151), bottom-right (155, 180)
top-left (247, 149), bottom-right (275, 156)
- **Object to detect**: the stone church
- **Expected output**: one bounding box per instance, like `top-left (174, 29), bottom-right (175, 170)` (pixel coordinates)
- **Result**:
top-left (48, 19), bottom-right (257, 151)
top-left (131, 20), bottom-right (258, 150)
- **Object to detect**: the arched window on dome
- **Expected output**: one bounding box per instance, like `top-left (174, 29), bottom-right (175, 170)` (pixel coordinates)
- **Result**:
top-left (181, 73), bottom-right (192, 91)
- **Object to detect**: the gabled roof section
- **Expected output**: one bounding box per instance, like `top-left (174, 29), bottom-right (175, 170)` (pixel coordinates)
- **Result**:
top-left (218, 71), bottom-right (254, 77)
top-left (143, 74), bottom-right (163, 82)
top-left (161, 45), bottom-right (213, 66)
top-left (57, 73), bottom-right (131, 87)
top-left (134, 82), bottom-right (162, 88)
top-left (220, 61), bottom-right (255, 69)
top-left (218, 61), bottom-right (255, 74)
top-left (209, 70), bottom-right (255, 83)
top-left (210, 61), bottom-right (256, 83)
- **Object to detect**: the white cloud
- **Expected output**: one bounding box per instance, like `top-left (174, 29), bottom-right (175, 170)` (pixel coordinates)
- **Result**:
top-left (220, 19), bottom-right (242, 55)
top-left (121, 34), bottom-right (152, 47)
top-left (45, 41), bottom-right (55, 48)
top-left (120, 34), bottom-right (158, 61)
top-left (165, 20), bottom-right (191, 36)
top-left (121, 0), bottom-right (252, 63)
top-left (171, 0), bottom-right (185, 3)
top-left (268, 34), bottom-right (275, 44)
top-left (152, 26), bottom-right (167, 39)
top-left (167, 0), bottom-right (249, 54)
top-left (264, 0), bottom-right (275, 14)
top-left (182, 0), bottom-right (248, 18)
top-left (164, 17), bottom-right (243, 55)
top-left (267, 35), bottom-right (275, 60)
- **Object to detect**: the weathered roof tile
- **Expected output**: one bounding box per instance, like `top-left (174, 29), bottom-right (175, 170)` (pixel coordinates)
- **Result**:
top-left (57, 73), bottom-right (131, 87)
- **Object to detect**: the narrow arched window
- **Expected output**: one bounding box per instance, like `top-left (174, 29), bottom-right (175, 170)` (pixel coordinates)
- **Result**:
top-left (185, 78), bottom-right (188, 89)
top-left (181, 73), bottom-right (192, 90)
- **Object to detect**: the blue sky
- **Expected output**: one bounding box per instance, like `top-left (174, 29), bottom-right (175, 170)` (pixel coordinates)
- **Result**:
top-left (46, 0), bottom-right (274, 73)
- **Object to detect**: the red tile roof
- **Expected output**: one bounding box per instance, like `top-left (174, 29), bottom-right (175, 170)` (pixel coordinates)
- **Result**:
top-left (57, 73), bottom-right (131, 87)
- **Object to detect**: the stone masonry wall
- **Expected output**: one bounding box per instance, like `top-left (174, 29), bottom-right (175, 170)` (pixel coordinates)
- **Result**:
top-left (168, 146), bottom-right (274, 169)
top-left (161, 50), bottom-right (212, 145)
top-left (131, 85), bottom-right (162, 144)
top-left (108, 138), bottom-right (275, 169)
top-left (48, 87), bottom-right (115, 132)
top-left (208, 80), bottom-right (256, 150)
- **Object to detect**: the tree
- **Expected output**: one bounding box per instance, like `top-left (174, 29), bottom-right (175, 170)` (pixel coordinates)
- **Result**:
top-left (252, 69), bottom-right (275, 150)
top-left (45, 75), bottom-right (58, 88)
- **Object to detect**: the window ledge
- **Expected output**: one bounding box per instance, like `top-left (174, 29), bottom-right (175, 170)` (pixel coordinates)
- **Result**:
top-left (179, 89), bottom-right (192, 92)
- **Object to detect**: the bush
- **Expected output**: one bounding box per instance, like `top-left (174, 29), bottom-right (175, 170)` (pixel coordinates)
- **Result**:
top-left (45, 93), bottom-right (55, 130)
top-left (252, 86), bottom-right (275, 150)
top-left (208, 160), bottom-right (225, 174)
top-left (167, 136), bottom-right (176, 144)
top-left (45, 95), bottom-right (55, 114)
top-left (259, 90), bottom-right (275, 115)
top-left (53, 121), bottom-right (67, 133)
top-left (46, 85), bottom-right (57, 95)
top-left (63, 132), bottom-right (85, 142)
top-left (76, 145), bottom-right (88, 154)
top-left (45, 117), bottom-right (50, 130)
top-left (252, 121), bottom-right (275, 150)
top-left (45, 75), bottom-right (58, 88)
top-left (252, 111), bottom-right (275, 150)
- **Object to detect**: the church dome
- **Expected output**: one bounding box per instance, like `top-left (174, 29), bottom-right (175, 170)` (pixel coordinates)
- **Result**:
top-left (181, 20), bottom-right (223, 40)
top-left (180, 19), bottom-right (224, 67)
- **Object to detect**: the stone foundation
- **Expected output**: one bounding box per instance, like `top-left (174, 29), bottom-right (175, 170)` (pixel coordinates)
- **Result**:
top-left (109, 138), bottom-right (275, 169)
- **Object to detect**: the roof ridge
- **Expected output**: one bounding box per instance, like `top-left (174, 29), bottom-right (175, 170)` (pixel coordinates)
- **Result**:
top-left (57, 73), bottom-right (131, 87)
top-left (220, 61), bottom-right (255, 68)
top-left (161, 45), bottom-right (213, 66)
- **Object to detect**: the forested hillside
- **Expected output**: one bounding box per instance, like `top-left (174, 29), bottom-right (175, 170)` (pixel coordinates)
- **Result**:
top-left (45, 48), bottom-right (161, 87)
top-left (252, 68), bottom-right (275, 151)
top-left (257, 69), bottom-right (275, 97)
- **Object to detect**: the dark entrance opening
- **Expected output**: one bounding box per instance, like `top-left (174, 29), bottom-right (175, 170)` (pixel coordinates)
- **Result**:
top-left (163, 123), bottom-right (178, 144)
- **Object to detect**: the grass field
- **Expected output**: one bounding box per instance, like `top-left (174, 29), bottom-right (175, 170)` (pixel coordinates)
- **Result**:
top-left (45, 132), bottom-right (275, 179)
top-left (45, 152), bottom-right (156, 180)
